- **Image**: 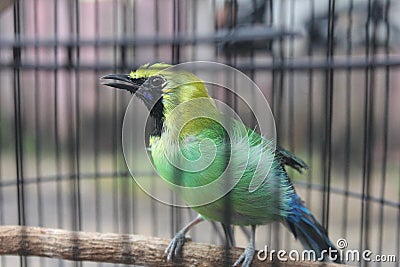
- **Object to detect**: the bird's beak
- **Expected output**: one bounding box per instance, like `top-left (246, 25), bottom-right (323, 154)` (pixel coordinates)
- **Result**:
top-left (101, 74), bottom-right (145, 94)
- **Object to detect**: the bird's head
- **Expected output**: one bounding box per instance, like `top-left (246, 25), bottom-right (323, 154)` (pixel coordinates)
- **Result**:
top-left (102, 63), bottom-right (217, 136)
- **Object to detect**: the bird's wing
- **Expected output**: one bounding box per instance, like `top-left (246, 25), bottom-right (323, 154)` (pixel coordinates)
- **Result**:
top-left (240, 122), bottom-right (308, 174)
top-left (275, 146), bottom-right (308, 174)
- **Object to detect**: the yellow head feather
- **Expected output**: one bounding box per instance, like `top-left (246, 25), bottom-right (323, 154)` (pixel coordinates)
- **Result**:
top-left (129, 63), bottom-right (172, 79)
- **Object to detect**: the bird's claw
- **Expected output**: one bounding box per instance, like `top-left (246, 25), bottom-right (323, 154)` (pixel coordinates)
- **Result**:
top-left (233, 244), bottom-right (255, 267)
top-left (164, 230), bottom-right (187, 262)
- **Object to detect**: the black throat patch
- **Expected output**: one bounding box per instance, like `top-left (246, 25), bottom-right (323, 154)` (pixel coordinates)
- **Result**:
top-left (149, 99), bottom-right (164, 137)
top-left (139, 75), bottom-right (166, 137)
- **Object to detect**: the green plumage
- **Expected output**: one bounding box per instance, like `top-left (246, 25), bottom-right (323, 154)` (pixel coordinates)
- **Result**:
top-left (150, 117), bottom-right (294, 225)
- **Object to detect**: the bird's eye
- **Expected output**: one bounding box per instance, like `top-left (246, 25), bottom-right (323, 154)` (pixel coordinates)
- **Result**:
top-left (150, 76), bottom-right (164, 87)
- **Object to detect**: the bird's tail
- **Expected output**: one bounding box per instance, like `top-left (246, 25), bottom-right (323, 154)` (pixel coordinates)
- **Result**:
top-left (285, 195), bottom-right (343, 264)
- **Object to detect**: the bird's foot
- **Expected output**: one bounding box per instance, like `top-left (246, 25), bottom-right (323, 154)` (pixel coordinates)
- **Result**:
top-left (233, 242), bottom-right (255, 267)
top-left (164, 230), bottom-right (188, 262)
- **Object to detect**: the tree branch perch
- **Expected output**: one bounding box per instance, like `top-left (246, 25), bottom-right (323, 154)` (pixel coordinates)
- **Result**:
top-left (0, 225), bottom-right (344, 266)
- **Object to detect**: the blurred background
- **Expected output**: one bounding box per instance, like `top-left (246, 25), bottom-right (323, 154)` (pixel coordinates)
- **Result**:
top-left (0, 0), bottom-right (399, 266)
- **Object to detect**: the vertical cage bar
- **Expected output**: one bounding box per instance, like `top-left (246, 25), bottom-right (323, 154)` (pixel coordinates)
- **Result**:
top-left (360, 1), bottom-right (375, 263)
top-left (0, 62), bottom-right (3, 267)
top-left (33, 0), bottom-right (44, 229)
top-left (66, 2), bottom-right (75, 236)
top-left (119, 0), bottom-right (132, 237)
top-left (94, 0), bottom-right (102, 234)
top-left (190, 0), bottom-right (197, 60)
top-left (151, 0), bottom-right (160, 237)
top-left (359, 2), bottom-right (371, 258)
top-left (172, 0), bottom-right (181, 65)
top-left (170, 0), bottom-right (183, 244)
top-left (268, 0), bottom-right (278, 247)
top-left (31, 0), bottom-right (47, 262)
top-left (13, 1), bottom-right (27, 266)
top-left (0, 0), bottom-right (4, 232)
top-left (271, 33), bottom-right (286, 251)
top-left (13, 0), bottom-right (25, 228)
top-left (377, 0), bottom-right (391, 260)
top-left (287, 0), bottom-right (295, 154)
top-left (53, 0), bottom-right (64, 237)
top-left (112, 0), bottom-right (120, 235)
top-left (342, 0), bottom-right (354, 238)
top-left (0, 26), bottom-right (3, 228)
top-left (321, 0), bottom-right (335, 232)
top-left (120, 1), bottom-right (127, 71)
top-left (154, 0), bottom-right (160, 61)
top-left (284, 0), bottom-right (296, 249)
top-left (397, 159), bottom-right (400, 267)
top-left (64, 2), bottom-right (82, 267)
top-left (73, 0), bottom-right (82, 233)
top-left (130, 0), bottom-right (137, 235)
top-left (306, 0), bottom-right (315, 206)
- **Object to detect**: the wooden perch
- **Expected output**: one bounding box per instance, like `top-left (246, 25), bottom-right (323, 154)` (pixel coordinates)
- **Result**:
top-left (0, 225), bottom-right (345, 267)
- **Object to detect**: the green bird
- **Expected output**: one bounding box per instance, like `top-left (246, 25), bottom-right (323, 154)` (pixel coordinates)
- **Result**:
top-left (102, 63), bottom-right (342, 266)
